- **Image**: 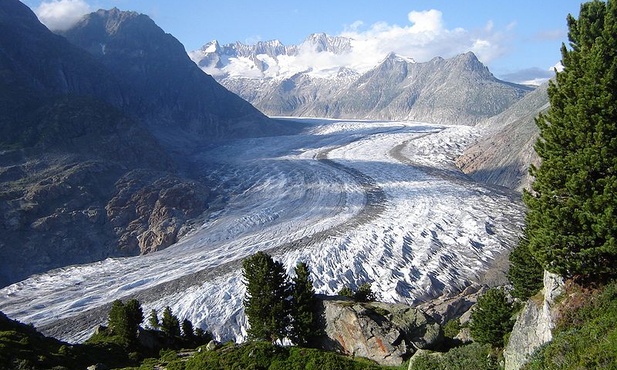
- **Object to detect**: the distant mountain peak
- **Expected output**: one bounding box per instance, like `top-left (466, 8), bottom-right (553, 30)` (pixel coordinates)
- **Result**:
top-left (383, 52), bottom-right (416, 64)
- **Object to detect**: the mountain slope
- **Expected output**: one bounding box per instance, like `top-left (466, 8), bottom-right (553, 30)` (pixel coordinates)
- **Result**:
top-left (456, 82), bottom-right (549, 191)
top-left (60, 8), bottom-right (288, 148)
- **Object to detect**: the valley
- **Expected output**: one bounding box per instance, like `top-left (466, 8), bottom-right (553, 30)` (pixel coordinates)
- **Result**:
top-left (0, 118), bottom-right (525, 343)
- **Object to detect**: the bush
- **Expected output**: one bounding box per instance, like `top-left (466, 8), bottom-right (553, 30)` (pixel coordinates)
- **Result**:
top-left (409, 343), bottom-right (498, 370)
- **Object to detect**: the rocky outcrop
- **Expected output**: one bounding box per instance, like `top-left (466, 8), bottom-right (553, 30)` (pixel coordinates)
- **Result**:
top-left (316, 297), bottom-right (443, 366)
top-left (106, 171), bottom-right (211, 254)
top-left (414, 284), bottom-right (488, 325)
top-left (504, 270), bottom-right (565, 370)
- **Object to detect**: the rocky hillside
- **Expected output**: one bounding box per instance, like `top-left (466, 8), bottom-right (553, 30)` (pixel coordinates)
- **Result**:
top-left (456, 82), bottom-right (549, 192)
top-left (192, 36), bottom-right (532, 125)
top-left (0, 1), bottom-right (290, 287)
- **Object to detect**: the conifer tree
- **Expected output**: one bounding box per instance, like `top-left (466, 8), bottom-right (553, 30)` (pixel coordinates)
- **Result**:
top-left (290, 262), bottom-right (319, 346)
top-left (242, 251), bottom-right (291, 342)
top-left (508, 234), bottom-right (544, 300)
top-left (181, 318), bottom-right (195, 340)
top-left (108, 299), bottom-right (143, 346)
top-left (525, 0), bottom-right (617, 279)
top-left (148, 309), bottom-right (160, 330)
top-left (161, 306), bottom-right (181, 338)
top-left (469, 288), bottom-right (515, 348)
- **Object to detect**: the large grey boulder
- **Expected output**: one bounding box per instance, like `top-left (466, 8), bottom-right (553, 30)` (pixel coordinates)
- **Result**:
top-left (504, 270), bottom-right (565, 370)
top-left (316, 297), bottom-right (443, 366)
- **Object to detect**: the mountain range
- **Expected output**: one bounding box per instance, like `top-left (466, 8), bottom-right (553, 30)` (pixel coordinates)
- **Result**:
top-left (191, 35), bottom-right (534, 125)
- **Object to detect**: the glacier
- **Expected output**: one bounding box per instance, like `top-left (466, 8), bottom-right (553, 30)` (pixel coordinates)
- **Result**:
top-left (0, 118), bottom-right (525, 343)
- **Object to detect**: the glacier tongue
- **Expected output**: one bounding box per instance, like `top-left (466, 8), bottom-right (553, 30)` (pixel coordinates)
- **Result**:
top-left (0, 119), bottom-right (524, 343)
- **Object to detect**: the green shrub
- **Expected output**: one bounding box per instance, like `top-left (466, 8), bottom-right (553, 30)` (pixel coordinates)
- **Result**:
top-left (443, 319), bottom-right (461, 339)
top-left (469, 288), bottom-right (515, 348)
top-left (409, 343), bottom-right (497, 370)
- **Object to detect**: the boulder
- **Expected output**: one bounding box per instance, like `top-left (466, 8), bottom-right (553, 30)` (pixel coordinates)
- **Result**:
top-left (504, 270), bottom-right (565, 370)
top-left (316, 297), bottom-right (443, 366)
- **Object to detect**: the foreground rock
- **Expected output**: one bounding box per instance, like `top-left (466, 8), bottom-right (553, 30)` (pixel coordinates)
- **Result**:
top-left (504, 270), bottom-right (565, 370)
top-left (316, 297), bottom-right (443, 366)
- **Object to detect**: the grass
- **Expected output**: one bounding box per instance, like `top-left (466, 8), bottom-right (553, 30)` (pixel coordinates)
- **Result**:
top-left (523, 280), bottom-right (617, 369)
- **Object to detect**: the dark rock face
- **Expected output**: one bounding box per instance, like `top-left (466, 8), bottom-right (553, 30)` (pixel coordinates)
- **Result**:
top-left (60, 8), bottom-right (287, 148)
top-left (316, 297), bottom-right (443, 366)
top-left (106, 171), bottom-right (211, 255)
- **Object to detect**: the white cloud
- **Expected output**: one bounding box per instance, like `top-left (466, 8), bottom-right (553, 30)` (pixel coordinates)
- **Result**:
top-left (195, 8), bottom-right (513, 81)
top-left (34, 0), bottom-right (92, 31)
top-left (337, 9), bottom-right (510, 71)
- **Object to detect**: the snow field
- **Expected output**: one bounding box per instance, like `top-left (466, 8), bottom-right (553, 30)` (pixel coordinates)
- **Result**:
top-left (0, 119), bottom-right (524, 343)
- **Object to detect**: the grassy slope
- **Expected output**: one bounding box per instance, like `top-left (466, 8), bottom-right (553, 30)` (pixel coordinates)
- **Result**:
top-left (523, 280), bottom-right (617, 369)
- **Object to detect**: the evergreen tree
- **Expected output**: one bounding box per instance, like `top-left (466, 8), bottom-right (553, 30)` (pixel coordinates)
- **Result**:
top-left (354, 283), bottom-right (377, 302)
top-left (107, 299), bottom-right (142, 345)
top-left (525, 0), bottom-right (617, 279)
top-left (338, 286), bottom-right (354, 298)
top-left (290, 262), bottom-right (319, 346)
top-left (148, 309), bottom-right (160, 330)
top-left (469, 288), bottom-right (515, 348)
top-left (242, 251), bottom-right (291, 342)
top-left (181, 318), bottom-right (195, 340)
top-left (124, 299), bottom-right (143, 335)
top-left (508, 234), bottom-right (544, 300)
top-left (161, 306), bottom-right (181, 338)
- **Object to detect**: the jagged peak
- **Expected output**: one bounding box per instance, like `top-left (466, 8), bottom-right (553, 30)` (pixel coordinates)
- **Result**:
top-left (381, 52), bottom-right (416, 64)
top-left (301, 33), bottom-right (352, 53)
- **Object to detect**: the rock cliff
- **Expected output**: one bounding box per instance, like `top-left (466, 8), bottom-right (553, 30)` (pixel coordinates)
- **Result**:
top-left (316, 297), bottom-right (443, 366)
top-left (504, 270), bottom-right (565, 370)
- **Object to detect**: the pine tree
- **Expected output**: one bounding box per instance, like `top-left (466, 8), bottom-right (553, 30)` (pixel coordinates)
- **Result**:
top-left (354, 283), bottom-right (377, 302)
top-left (469, 288), bottom-right (515, 348)
top-left (181, 318), bottom-right (195, 340)
top-left (161, 306), bottom-right (181, 338)
top-left (107, 299), bottom-right (142, 345)
top-left (290, 262), bottom-right (319, 346)
top-left (242, 251), bottom-right (291, 342)
top-left (124, 299), bottom-right (143, 335)
top-left (525, 0), bottom-right (617, 279)
top-left (508, 233), bottom-right (544, 300)
top-left (148, 309), bottom-right (160, 330)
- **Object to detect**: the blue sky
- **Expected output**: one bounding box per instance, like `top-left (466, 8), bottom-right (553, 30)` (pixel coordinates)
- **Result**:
top-left (21, 0), bottom-right (583, 84)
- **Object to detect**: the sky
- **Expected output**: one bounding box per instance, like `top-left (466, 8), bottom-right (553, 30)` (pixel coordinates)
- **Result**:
top-left (20, 0), bottom-right (584, 84)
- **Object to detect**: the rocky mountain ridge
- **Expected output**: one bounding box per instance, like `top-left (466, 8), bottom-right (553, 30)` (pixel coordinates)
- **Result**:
top-left (191, 37), bottom-right (532, 124)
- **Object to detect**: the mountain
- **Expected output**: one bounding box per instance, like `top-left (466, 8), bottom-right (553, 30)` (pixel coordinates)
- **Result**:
top-left (59, 8), bottom-right (289, 148)
top-left (0, 2), bottom-right (291, 287)
top-left (191, 37), bottom-right (532, 125)
top-left (456, 82), bottom-right (549, 191)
